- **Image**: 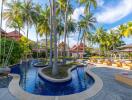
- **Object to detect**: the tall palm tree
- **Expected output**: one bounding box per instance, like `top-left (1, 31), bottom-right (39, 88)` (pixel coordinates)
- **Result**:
top-left (21, 1), bottom-right (37, 59)
top-left (36, 7), bottom-right (50, 59)
top-left (78, 0), bottom-right (97, 13)
top-left (52, 0), bottom-right (59, 75)
top-left (57, 0), bottom-right (73, 64)
top-left (121, 22), bottom-right (132, 37)
top-left (21, 1), bottom-right (35, 42)
top-left (0, 0), bottom-right (7, 65)
top-left (3, 1), bottom-right (23, 66)
top-left (3, 1), bottom-right (23, 35)
top-left (48, 0), bottom-right (53, 67)
top-left (66, 18), bottom-right (76, 56)
top-left (34, 4), bottom-right (42, 60)
top-left (78, 13), bottom-right (96, 58)
top-left (95, 27), bottom-right (107, 55)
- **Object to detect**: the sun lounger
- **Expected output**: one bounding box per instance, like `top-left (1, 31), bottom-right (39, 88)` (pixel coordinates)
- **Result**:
top-left (122, 62), bottom-right (132, 70)
top-left (97, 59), bottom-right (104, 64)
top-left (115, 72), bottom-right (132, 86)
top-left (112, 61), bottom-right (122, 67)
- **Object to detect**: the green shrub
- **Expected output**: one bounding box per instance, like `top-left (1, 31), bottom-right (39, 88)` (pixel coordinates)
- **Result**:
top-left (0, 38), bottom-right (23, 66)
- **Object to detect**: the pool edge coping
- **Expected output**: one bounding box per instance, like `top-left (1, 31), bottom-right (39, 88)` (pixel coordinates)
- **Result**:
top-left (8, 68), bottom-right (103, 100)
top-left (38, 65), bottom-right (76, 83)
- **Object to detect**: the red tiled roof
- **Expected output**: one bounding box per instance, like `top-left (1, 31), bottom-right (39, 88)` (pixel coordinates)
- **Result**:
top-left (7, 30), bottom-right (22, 41)
top-left (70, 43), bottom-right (86, 53)
top-left (0, 28), bottom-right (8, 37)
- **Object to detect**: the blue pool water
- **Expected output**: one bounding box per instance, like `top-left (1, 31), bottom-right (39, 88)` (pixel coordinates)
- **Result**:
top-left (11, 60), bottom-right (94, 96)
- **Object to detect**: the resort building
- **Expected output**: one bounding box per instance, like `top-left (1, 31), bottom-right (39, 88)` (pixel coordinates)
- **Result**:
top-left (0, 28), bottom-right (8, 37)
top-left (70, 43), bottom-right (86, 58)
top-left (58, 42), bottom-right (70, 57)
top-left (7, 30), bottom-right (22, 41)
top-left (0, 28), bottom-right (23, 41)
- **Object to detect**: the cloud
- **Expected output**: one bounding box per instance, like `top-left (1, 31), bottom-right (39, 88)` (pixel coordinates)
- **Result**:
top-left (96, 0), bottom-right (132, 24)
top-left (96, 0), bottom-right (104, 7)
top-left (71, 7), bottom-right (85, 21)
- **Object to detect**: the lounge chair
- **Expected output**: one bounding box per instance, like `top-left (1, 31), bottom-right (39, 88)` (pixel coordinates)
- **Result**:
top-left (122, 61), bottom-right (132, 70)
top-left (97, 59), bottom-right (104, 64)
top-left (112, 60), bottom-right (122, 67)
top-left (115, 72), bottom-right (132, 86)
top-left (104, 59), bottom-right (112, 66)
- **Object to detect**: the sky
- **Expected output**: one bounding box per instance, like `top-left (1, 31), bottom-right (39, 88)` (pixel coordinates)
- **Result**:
top-left (1, 0), bottom-right (132, 47)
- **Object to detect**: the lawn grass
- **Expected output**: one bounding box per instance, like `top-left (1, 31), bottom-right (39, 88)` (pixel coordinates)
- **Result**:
top-left (42, 62), bottom-right (81, 79)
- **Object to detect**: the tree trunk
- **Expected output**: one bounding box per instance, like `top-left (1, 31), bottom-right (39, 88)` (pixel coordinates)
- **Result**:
top-left (57, 33), bottom-right (60, 57)
top-left (45, 32), bottom-right (48, 59)
top-left (83, 35), bottom-right (85, 59)
top-left (26, 21), bottom-right (29, 60)
top-left (52, 0), bottom-right (58, 75)
top-left (36, 33), bottom-right (39, 60)
top-left (0, 0), bottom-right (4, 65)
top-left (49, 0), bottom-right (53, 67)
top-left (63, 0), bottom-right (69, 64)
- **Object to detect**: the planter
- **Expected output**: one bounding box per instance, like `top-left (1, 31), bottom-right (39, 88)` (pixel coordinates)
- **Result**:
top-left (38, 65), bottom-right (84, 83)
top-left (33, 63), bottom-right (48, 68)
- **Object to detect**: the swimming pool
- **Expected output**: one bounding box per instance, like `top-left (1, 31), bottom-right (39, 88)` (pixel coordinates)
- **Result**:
top-left (11, 60), bottom-right (94, 96)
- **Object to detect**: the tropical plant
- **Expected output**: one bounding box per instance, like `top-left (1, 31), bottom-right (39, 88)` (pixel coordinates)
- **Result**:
top-left (57, 0), bottom-right (73, 64)
top-left (0, 38), bottom-right (23, 66)
top-left (3, 1), bottom-right (23, 35)
top-left (78, 13), bottom-right (96, 58)
top-left (48, 0), bottom-right (53, 67)
top-left (37, 6), bottom-right (50, 59)
top-left (3, 1), bottom-right (23, 66)
top-left (77, 0), bottom-right (97, 13)
top-left (121, 22), bottom-right (132, 37)
top-left (19, 36), bottom-right (32, 59)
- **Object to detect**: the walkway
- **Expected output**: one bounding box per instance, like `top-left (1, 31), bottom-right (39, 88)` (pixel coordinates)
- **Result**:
top-left (0, 67), bottom-right (132, 100)
top-left (88, 67), bottom-right (132, 100)
top-left (0, 77), bottom-right (17, 100)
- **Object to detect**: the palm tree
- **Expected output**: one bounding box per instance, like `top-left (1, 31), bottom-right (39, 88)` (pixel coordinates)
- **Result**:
top-left (3, 1), bottom-right (23, 35)
top-left (57, 0), bottom-right (73, 63)
top-left (48, 0), bottom-right (53, 67)
top-left (21, 1), bottom-right (35, 39)
top-left (34, 4), bottom-right (41, 60)
top-left (36, 7), bottom-right (50, 59)
top-left (3, 1), bottom-right (23, 66)
top-left (78, 0), bottom-right (97, 13)
top-left (94, 27), bottom-right (106, 55)
top-left (78, 13), bottom-right (96, 58)
top-left (52, 0), bottom-right (59, 75)
top-left (66, 18), bottom-right (76, 56)
top-left (0, 0), bottom-right (7, 65)
top-left (21, 1), bottom-right (37, 59)
top-left (121, 22), bottom-right (132, 37)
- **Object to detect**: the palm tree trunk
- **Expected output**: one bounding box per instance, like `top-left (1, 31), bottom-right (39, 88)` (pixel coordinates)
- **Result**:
top-left (52, 0), bottom-right (58, 75)
top-left (36, 33), bottom-right (39, 60)
top-left (57, 33), bottom-right (60, 57)
top-left (0, 0), bottom-right (4, 65)
top-left (83, 35), bottom-right (85, 59)
top-left (45, 32), bottom-right (48, 59)
top-left (49, 0), bottom-right (53, 67)
top-left (26, 21), bottom-right (29, 60)
top-left (63, 0), bottom-right (70, 64)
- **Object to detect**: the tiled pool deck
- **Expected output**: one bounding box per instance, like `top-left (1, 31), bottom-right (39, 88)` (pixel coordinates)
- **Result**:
top-left (0, 66), bottom-right (132, 100)
top-left (88, 67), bottom-right (132, 100)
